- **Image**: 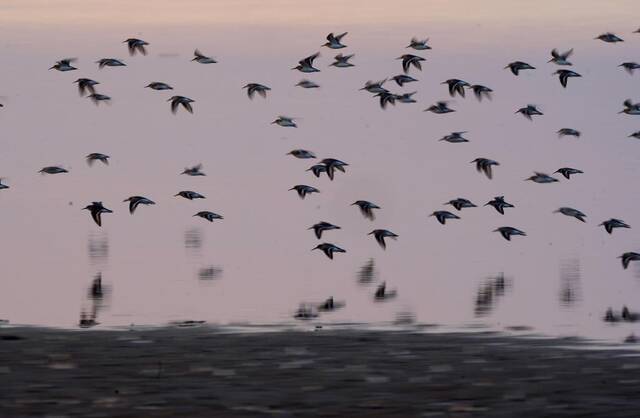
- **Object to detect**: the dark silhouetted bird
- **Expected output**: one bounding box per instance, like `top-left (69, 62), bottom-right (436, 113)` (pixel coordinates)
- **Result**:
top-left (309, 222), bottom-right (341, 239)
top-left (124, 196), bottom-right (155, 214)
top-left (83, 202), bottom-right (112, 227)
top-left (289, 185), bottom-right (319, 199)
top-left (369, 229), bottom-right (398, 249)
top-left (312, 243), bottom-right (346, 259)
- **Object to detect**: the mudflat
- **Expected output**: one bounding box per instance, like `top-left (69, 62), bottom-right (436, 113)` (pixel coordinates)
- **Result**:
top-left (1, 326), bottom-right (639, 417)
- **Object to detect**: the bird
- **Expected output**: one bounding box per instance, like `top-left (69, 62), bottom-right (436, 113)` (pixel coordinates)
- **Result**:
top-left (622, 306), bottom-right (639, 322)
top-left (554, 207), bottom-right (586, 222)
top-left (309, 222), bottom-right (341, 239)
top-left (407, 37), bottom-right (431, 50)
top-left (554, 167), bottom-right (583, 179)
top-left (86, 153), bottom-right (109, 166)
top-left (485, 196), bottom-right (514, 215)
top-left (306, 164), bottom-right (327, 178)
top-left (515, 104), bottom-right (542, 120)
top-left (293, 304), bottom-right (318, 320)
top-left (39, 166), bottom-right (68, 174)
top-left (445, 198), bottom-right (477, 211)
top-left (194, 211), bottom-right (223, 222)
top-left (243, 83), bottom-right (271, 99)
top-left (317, 296), bottom-right (345, 312)
top-left (0, 179), bottom-right (9, 190)
top-left (374, 91), bottom-right (397, 109)
top-left (330, 53), bottom-right (355, 68)
top-left (374, 282), bottom-right (397, 300)
top-left (369, 229), bottom-right (398, 249)
top-left (525, 172), bottom-right (559, 183)
top-left (181, 164), bottom-right (205, 176)
top-left (83, 202), bottom-right (113, 227)
top-left (494, 227), bottom-right (526, 241)
top-left (49, 58), bottom-right (77, 71)
top-left (557, 128), bottom-right (581, 138)
top-left (292, 53), bottom-right (320, 73)
top-left (425, 101), bottom-right (455, 114)
top-left (619, 62), bottom-right (640, 74)
top-left (312, 243), bottom-right (346, 260)
top-left (396, 92), bottom-right (417, 103)
top-left (96, 58), bottom-right (126, 68)
top-left (431, 210), bottom-right (460, 225)
top-left (548, 48), bottom-right (573, 65)
top-left (175, 191), bottom-right (206, 200)
top-left (505, 61), bottom-right (535, 75)
top-left (145, 82), bottom-right (173, 90)
top-left (271, 116), bottom-right (297, 127)
top-left (124, 38), bottom-right (148, 56)
top-left (296, 79), bottom-right (320, 89)
top-left (352, 200), bottom-right (380, 221)
top-left (630, 131), bottom-right (640, 139)
top-left (397, 54), bottom-right (425, 73)
top-left (320, 158), bottom-right (348, 181)
top-left (439, 131), bottom-right (469, 143)
top-left (124, 196), bottom-right (155, 214)
top-left (620, 99), bottom-right (640, 115)
top-left (470, 85), bottom-right (493, 101)
top-left (323, 32), bottom-right (348, 49)
top-left (595, 33), bottom-right (624, 43)
top-left (289, 185), bottom-right (319, 199)
top-left (554, 69), bottom-right (581, 88)
top-left (442, 79), bottom-right (470, 97)
top-left (619, 252), bottom-right (640, 269)
top-left (192, 49), bottom-right (217, 63)
top-left (391, 74), bottom-right (418, 86)
top-left (87, 94), bottom-right (111, 104)
top-left (287, 149), bottom-right (316, 159)
top-left (471, 158), bottom-right (499, 179)
top-left (360, 79), bottom-right (388, 94)
top-left (599, 218), bottom-right (630, 234)
top-left (168, 96), bottom-right (194, 114)
top-left (73, 78), bottom-right (99, 95)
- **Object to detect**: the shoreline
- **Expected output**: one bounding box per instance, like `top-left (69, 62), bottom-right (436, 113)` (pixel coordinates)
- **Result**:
top-left (2, 326), bottom-right (640, 417)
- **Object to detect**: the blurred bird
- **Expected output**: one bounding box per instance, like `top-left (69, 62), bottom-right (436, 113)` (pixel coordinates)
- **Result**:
top-left (470, 84), bottom-right (493, 101)
top-left (431, 210), bottom-right (460, 225)
top-left (494, 226), bottom-right (526, 241)
top-left (74, 78), bottom-right (99, 95)
top-left (87, 93), bottom-right (111, 104)
top-left (374, 282), bottom-right (397, 300)
top-left (96, 58), bottom-right (126, 68)
top-left (548, 48), bottom-right (573, 65)
top-left (485, 196), bottom-right (514, 215)
top-left (558, 128), bottom-right (581, 138)
top-left (516, 104), bottom-right (543, 120)
top-left (554, 167), bottom-right (583, 179)
top-left (391, 74), bottom-right (418, 86)
top-left (619, 252), bottom-right (640, 269)
top-left (181, 164), bottom-right (205, 176)
top-left (360, 79), bottom-right (388, 94)
top-left (397, 54), bottom-right (425, 73)
top-left (595, 33), bottom-right (624, 43)
top-left (369, 229), bottom-right (398, 249)
top-left (309, 222), bottom-right (341, 239)
top-left (439, 131), bottom-right (469, 143)
top-left (317, 296), bottom-right (345, 312)
top-left (374, 91), bottom-right (397, 109)
top-left (289, 185), bottom-right (319, 199)
top-left (175, 191), bottom-right (205, 200)
top-left (168, 96), bottom-right (194, 114)
top-left (505, 61), bottom-right (535, 75)
top-left (425, 101), bottom-right (455, 114)
top-left (39, 166), bottom-right (68, 174)
top-left (554, 69), bottom-right (581, 88)
top-left (0, 179), bottom-right (9, 190)
top-left (287, 149), bottom-right (316, 159)
top-left (124, 196), bottom-right (155, 214)
top-left (554, 207), bottom-right (587, 222)
top-left (192, 49), bottom-right (217, 63)
top-left (472, 158), bottom-right (499, 179)
top-left (124, 38), bottom-right (148, 56)
top-left (396, 92), bottom-right (417, 103)
top-left (526, 172), bottom-right (558, 183)
top-left (352, 200), bottom-right (380, 221)
top-left (83, 202), bottom-right (112, 227)
top-left (272, 116), bottom-right (297, 127)
top-left (50, 58), bottom-right (77, 71)
top-left (443, 79), bottom-right (470, 97)
top-left (145, 82), bottom-right (173, 90)
top-left (293, 53), bottom-right (320, 73)
top-left (312, 243), bottom-right (346, 259)
top-left (86, 153), bottom-right (109, 166)
top-left (194, 211), bottom-right (223, 222)
top-left (600, 218), bottom-right (630, 234)
top-left (445, 198), bottom-right (477, 211)
top-left (296, 79), bottom-right (320, 89)
top-left (320, 158), bottom-right (348, 181)
top-left (307, 164), bottom-right (327, 178)
top-left (323, 32), bottom-right (348, 49)
top-left (620, 99), bottom-right (640, 115)
top-left (407, 37), bottom-right (431, 50)
top-left (330, 53), bottom-right (355, 68)
top-left (243, 83), bottom-right (271, 99)
top-left (619, 62), bottom-right (640, 74)
top-left (629, 131), bottom-right (640, 139)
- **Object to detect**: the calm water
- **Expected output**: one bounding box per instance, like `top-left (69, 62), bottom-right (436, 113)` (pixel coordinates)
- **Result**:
top-left (1, 0), bottom-right (639, 342)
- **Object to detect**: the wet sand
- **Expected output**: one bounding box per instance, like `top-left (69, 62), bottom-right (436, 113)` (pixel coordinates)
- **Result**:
top-left (1, 326), bottom-right (640, 417)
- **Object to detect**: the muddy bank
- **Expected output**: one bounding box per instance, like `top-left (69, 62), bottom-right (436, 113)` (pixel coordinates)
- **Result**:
top-left (1, 326), bottom-right (639, 417)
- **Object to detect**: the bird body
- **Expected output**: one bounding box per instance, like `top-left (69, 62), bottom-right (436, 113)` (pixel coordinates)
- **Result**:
top-left (440, 131), bottom-right (468, 143)
top-left (558, 128), bottom-right (581, 138)
top-left (323, 32), bottom-right (348, 49)
top-left (74, 78), bottom-right (99, 95)
top-left (124, 38), bottom-right (148, 55)
top-left (516, 104), bottom-right (543, 120)
top-left (445, 198), bottom-right (476, 211)
top-left (554, 207), bottom-right (586, 222)
top-left (485, 196), bottom-right (514, 215)
top-left (272, 116), bottom-right (297, 127)
top-left (431, 210), bottom-right (460, 225)
top-left (86, 153), bottom-right (109, 166)
top-left (472, 158), bottom-right (499, 179)
top-left (397, 54), bottom-right (425, 73)
top-left (368, 229), bottom-right (398, 249)
top-left (554, 167), bottom-right (582, 179)
top-left (470, 85), bottom-right (493, 101)
top-left (83, 202), bottom-right (112, 226)
top-left (526, 172), bottom-right (558, 183)
top-left (194, 211), bottom-right (223, 222)
top-left (320, 158), bottom-right (348, 180)
top-left (309, 222), bottom-right (341, 239)
top-left (407, 37), bottom-right (431, 50)
top-left (443, 79), bottom-right (470, 97)
top-left (192, 49), bottom-right (217, 63)
top-left (296, 79), bottom-right (320, 88)
top-left (425, 101), bottom-right (454, 114)
top-left (548, 48), bottom-right (573, 65)
top-left (50, 58), bottom-right (77, 71)
top-left (293, 53), bottom-right (320, 72)
top-left (620, 252), bottom-right (640, 269)
top-left (96, 58), bottom-right (126, 68)
top-left (619, 62), bottom-right (640, 74)
top-left (168, 96), bottom-right (194, 114)
top-left (289, 185), bottom-right (319, 199)
top-left (175, 190), bottom-right (205, 200)
top-left (360, 79), bottom-right (388, 94)
top-left (312, 243), bottom-right (346, 259)
top-left (124, 196), bottom-right (155, 214)
top-left (600, 218), bottom-right (630, 234)
top-left (146, 82), bottom-right (173, 90)
top-left (554, 69), bottom-right (581, 88)
top-left (596, 33), bottom-right (623, 43)
top-left (621, 99), bottom-right (640, 115)
top-left (287, 149), bottom-right (316, 159)
top-left (506, 61), bottom-right (535, 75)
top-left (243, 83), bottom-right (271, 99)
top-left (88, 93), bottom-right (111, 104)
top-left (494, 226), bottom-right (526, 241)
top-left (352, 200), bottom-right (380, 220)
top-left (330, 53), bottom-right (354, 67)
top-left (391, 74), bottom-right (417, 86)
top-left (39, 166), bottom-right (68, 174)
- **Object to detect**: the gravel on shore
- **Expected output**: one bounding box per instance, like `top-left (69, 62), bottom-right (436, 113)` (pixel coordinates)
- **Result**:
top-left (1, 326), bottom-right (640, 417)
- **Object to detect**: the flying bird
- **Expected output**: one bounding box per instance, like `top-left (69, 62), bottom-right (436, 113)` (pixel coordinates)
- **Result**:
top-left (425, 101), bottom-right (455, 114)
top-left (360, 79), bottom-right (388, 94)
top-left (374, 282), bottom-right (397, 300)
top-left (320, 158), bottom-right (348, 181)
top-left (352, 200), bottom-right (380, 221)
top-left (442, 79), bottom-right (470, 97)
top-left (243, 83), bottom-right (271, 99)
top-left (557, 128), bottom-right (581, 138)
top-left (289, 185), bottom-right (319, 199)
top-left (168, 96), bottom-right (194, 114)
top-left (145, 82), bottom-right (173, 90)
top-left (430, 210), bottom-right (460, 225)
top-left (293, 53), bottom-right (320, 73)
top-left (96, 58), bottom-right (126, 68)
top-left (83, 202), bottom-right (112, 227)
top-left (554, 69), bottom-right (581, 88)
top-left (397, 54), bottom-right (425, 73)
top-left (50, 58), bottom-right (77, 71)
top-left (554, 207), bottom-right (586, 222)
top-left (407, 37), bottom-right (431, 50)
top-left (272, 116), bottom-right (297, 127)
top-left (600, 218), bottom-right (630, 234)
top-left (192, 49), bottom-right (217, 63)
top-left (485, 196), bottom-right (514, 215)
top-left (181, 164), bottom-right (205, 176)
top-left (526, 172), bottom-right (559, 183)
top-left (124, 38), bottom-right (148, 56)
top-left (391, 74), bottom-right (418, 86)
top-left (307, 164), bottom-right (327, 178)
top-left (74, 78), bottom-right (99, 95)
top-left (368, 229), bottom-right (398, 249)
top-left (86, 153), bottom-right (109, 166)
top-left (396, 92), bottom-right (417, 103)
top-left (629, 131), bottom-right (640, 139)
top-left (445, 198), bottom-right (477, 211)
top-left (548, 48), bottom-right (573, 65)
top-left (87, 93), bottom-right (111, 104)
top-left (39, 166), bottom-right (68, 174)
top-left (620, 99), bottom-right (640, 115)
top-left (194, 211), bottom-right (223, 222)
top-left (296, 79), bottom-right (320, 89)
top-left (312, 243), bottom-right (346, 260)
top-left (516, 104), bottom-right (543, 120)
top-left (309, 222), bottom-right (341, 239)
top-left (619, 62), bottom-right (640, 74)
top-left (374, 91), bottom-right (397, 109)
top-left (0, 179), bottom-right (9, 190)
top-left (619, 252), bottom-right (640, 269)
top-left (124, 196), bottom-right (155, 214)
top-left (554, 167), bottom-right (583, 179)
top-left (323, 32), bottom-right (348, 49)
top-left (439, 131), bottom-right (469, 143)
top-left (470, 85), bottom-right (493, 101)
top-left (287, 149), bottom-right (316, 159)
top-left (471, 158), bottom-right (499, 179)
top-left (505, 61), bottom-right (535, 75)
top-left (175, 191), bottom-right (205, 200)
top-left (494, 227), bottom-right (526, 241)
top-left (595, 33), bottom-right (624, 43)
top-left (330, 53), bottom-right (355, 68)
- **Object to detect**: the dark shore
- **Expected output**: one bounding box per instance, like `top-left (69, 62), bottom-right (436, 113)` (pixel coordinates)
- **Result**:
top-left (1, 326), bottom-right (640, 417)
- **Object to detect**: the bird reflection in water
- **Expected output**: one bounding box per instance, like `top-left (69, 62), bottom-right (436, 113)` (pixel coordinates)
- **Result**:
top-left (87, 232), bottom-right (109, 267)
top-left (559, 258), bottom-right (582, 307)
top-left (184, 227), bottom-right (203, 255)
top-left (357, 258), bottom-right (376, 285)
top-left (474, 273), bottom-right (511, 317)
top-left (79, 272), bottom-right (111, 328)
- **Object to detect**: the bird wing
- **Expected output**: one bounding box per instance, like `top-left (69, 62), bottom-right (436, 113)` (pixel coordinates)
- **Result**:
top-left (91, 210), bottom-right (102, 227)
